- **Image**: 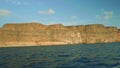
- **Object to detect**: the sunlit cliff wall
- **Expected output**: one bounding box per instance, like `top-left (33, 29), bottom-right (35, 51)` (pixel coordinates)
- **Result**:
top-left (0, 22), bottom-right (120, 46)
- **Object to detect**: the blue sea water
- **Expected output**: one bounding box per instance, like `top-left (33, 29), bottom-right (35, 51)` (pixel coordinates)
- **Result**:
top-left (0, 42), bottom-right (120, 68)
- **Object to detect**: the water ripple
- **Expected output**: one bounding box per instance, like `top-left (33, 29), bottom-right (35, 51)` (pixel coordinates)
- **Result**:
top-left (0, 42), bottom-right (120, 68)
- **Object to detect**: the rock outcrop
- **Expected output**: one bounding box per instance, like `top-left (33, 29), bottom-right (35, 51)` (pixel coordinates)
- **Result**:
top-left (0, 22), bottom-right (120, 47)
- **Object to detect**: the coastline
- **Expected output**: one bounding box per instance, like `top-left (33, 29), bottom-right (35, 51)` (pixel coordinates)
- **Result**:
top-left (0, 41), bottom-right (119, 48)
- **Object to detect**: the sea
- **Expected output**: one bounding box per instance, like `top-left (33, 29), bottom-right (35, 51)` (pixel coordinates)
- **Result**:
top-left (0, 42), bottom-right (120, 68)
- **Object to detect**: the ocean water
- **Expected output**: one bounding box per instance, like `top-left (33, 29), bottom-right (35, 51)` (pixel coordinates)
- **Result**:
top-left (0, 42), bottom-right (120, 68)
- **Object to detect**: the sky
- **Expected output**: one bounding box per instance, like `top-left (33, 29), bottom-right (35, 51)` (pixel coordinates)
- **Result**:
top-left (0, 0), bottom-right (120, 28)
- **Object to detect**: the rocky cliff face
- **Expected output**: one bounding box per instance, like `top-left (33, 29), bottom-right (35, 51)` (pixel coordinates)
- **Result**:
top-left (0, 22), bottom-right (120, 47)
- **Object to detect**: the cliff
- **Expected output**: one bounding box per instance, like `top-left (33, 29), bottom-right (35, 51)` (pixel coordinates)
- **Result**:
top-left (0, 22), bottom-right (120, 47)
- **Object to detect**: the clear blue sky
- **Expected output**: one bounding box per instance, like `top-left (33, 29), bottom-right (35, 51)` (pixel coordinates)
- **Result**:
top-left (0, 0), bottom-right (120, 28)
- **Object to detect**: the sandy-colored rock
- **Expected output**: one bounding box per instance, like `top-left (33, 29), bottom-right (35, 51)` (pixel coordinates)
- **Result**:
top-left (0, 22), bottom-right (120, 47)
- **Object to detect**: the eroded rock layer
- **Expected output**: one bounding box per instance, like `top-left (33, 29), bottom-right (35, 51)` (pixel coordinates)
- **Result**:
top-left (0, 22), bottom-right (120, 47)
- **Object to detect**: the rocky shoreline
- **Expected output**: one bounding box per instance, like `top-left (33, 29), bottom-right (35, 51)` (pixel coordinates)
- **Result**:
top-left (0, 22), bottom-right (120, 47)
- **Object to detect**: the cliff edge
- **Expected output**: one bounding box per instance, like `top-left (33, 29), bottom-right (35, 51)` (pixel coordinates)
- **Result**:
top-left (0, 22), bottom-right (120, 47)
